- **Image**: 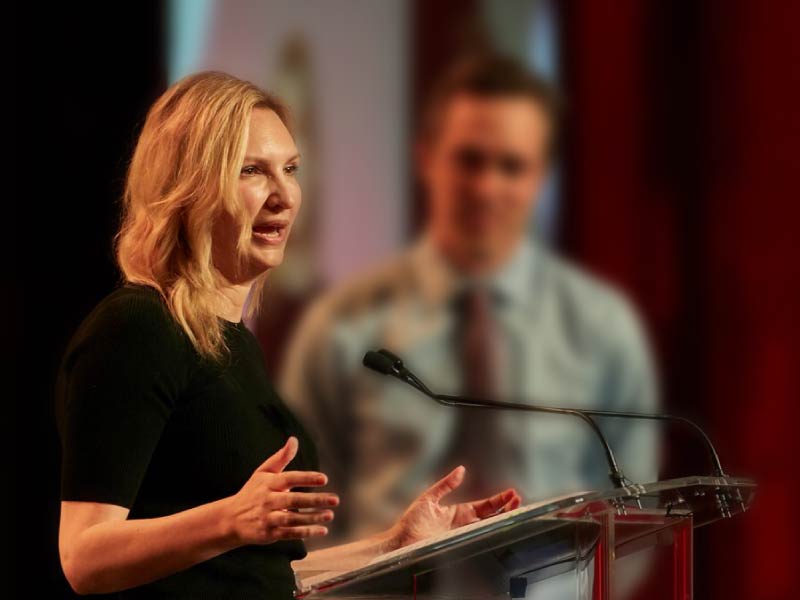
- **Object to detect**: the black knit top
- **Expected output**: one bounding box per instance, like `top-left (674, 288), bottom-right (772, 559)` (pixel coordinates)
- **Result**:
top-left (54, 283), bottom-right (320, 599)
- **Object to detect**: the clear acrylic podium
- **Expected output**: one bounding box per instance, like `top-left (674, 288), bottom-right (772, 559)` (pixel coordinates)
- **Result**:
top-left (295, 476), bottom-right (755, 599)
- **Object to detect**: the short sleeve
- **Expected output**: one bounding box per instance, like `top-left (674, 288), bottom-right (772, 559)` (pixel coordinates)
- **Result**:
top-left (55, 288), bottom-right (192, 509)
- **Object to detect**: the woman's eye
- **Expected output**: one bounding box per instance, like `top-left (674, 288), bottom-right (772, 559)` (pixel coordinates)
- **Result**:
top-left (284, 164), bottom-right (300, 176)
top-left (241, 165), bottom-right (259, 176)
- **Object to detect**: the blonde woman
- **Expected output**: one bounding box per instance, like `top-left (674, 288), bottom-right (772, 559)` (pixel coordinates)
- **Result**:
top-left (54, 71), bottom-right (521, 599)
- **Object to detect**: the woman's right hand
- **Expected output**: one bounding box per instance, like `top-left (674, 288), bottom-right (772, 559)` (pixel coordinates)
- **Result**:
top-left (225, 436), bottom-right (339, 545)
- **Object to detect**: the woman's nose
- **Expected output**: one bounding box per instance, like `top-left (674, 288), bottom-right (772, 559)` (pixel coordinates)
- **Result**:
top-left (262, 171), bottom-right (298, 212)
top-left (265, 190), bottom-right (293, 211)
top-left (264, 178), bottom-right (296, 209)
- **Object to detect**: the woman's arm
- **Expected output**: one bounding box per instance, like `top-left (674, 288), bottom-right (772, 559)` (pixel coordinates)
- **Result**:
top-left (292, 466), bottom-right (521, 580)
top-left (59, 437), bottom-right (338, 595)
top-left (60, 497), bottom-right (238, 594)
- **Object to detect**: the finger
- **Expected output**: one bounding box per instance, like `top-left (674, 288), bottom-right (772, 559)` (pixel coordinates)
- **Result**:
top-left (470, 488), bottom-right (517, 518)
top-left (271, 525), bottom-right (329, 540)
top-left (273, 491), bottom-right (340, 510)
top-left (495, 491), bottom-right (522, 515)
top-left (501, 493), bottom-right (522, 513)
top-left (424, 465), bottom-right (465, 503)
top-left (267, 509), bottom-right (335, 528)
top-left (257, 436), bottom-right (298, 474)
top-left (269, 471), bottom-right (328, 491)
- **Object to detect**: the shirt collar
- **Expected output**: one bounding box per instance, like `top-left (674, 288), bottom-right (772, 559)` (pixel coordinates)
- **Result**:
top-left (410, 229), bottom-right (540, 310)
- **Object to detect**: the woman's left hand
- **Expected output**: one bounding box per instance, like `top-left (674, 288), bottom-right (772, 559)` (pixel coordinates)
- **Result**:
top-left (385, 465), bottom-right (522, 550)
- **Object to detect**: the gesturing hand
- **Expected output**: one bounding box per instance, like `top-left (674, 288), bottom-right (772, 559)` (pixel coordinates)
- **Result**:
top-left (387, 465), bottom-right (522, 549)
top-left (225, 436), bottom-right (339, 545)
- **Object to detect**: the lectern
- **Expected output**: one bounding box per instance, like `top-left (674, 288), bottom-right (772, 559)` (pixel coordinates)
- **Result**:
top-left (296, 475), bottom-right (754, 599)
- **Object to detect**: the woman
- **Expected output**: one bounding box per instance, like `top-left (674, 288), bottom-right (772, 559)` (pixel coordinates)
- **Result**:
top-left (55, 71), bottom-right (521, 598)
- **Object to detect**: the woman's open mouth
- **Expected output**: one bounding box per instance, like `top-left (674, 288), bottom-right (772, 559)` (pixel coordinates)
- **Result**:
top-left (252, 221), bottom-right (288, 245)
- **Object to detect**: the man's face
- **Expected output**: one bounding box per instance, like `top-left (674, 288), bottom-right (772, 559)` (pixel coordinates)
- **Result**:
top-left (419, 93), bottom-right (551, 273)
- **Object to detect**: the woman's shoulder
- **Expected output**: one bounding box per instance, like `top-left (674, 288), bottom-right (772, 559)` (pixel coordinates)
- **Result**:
top-left (83, 282), bottom-right (177, 330)
top-left (64, 282), bottom-right (193, 365)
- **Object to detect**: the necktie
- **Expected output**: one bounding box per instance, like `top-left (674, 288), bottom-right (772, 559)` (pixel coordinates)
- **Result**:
top-left (444, 284), bottom-right (504, 501)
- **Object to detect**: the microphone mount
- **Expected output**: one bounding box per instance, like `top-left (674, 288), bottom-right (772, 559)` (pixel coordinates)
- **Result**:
top-left (363, 349), bottom-right (730, 495)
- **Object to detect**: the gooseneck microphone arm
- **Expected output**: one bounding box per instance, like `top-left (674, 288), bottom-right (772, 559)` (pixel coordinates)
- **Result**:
top-left (362, 349), bottom-right (729, 490)
top-left (363, 349), bottom-right (631, 489)
top-left (566, 407), bottom-right (726, 477)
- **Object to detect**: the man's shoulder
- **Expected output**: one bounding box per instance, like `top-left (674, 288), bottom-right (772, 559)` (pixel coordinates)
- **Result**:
top-left (300, 247), bottom-right (420, 327)
top-left (536, 245), bottom-right (646, 343)
top-left (280, 248), bottom-right (422, 380)
top-left (539, 247), bottom-right (625, 304)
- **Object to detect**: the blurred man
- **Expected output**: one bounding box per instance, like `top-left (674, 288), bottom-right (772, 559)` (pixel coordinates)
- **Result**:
top-left (280, 55), bottom-right (661, 554)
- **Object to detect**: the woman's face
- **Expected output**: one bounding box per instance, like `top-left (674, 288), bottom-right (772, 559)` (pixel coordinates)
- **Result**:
top-left (214, 107), bottom-right (302, 281)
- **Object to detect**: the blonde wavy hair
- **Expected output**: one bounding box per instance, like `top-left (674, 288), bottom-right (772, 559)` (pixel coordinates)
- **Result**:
top-left (114, 71), bottom-right (292, 362)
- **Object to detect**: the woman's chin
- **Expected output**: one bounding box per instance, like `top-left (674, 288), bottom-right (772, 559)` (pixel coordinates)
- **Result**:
top-left (252, 247), bottom-right (284, 272)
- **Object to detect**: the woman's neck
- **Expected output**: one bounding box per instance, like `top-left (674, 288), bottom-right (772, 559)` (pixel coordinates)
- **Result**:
top-left (215, 276), bottom-right (257, 324)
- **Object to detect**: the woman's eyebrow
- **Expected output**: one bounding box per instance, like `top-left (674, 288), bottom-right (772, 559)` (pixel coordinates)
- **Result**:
top-left (243, 152), bottom-right (301, 164)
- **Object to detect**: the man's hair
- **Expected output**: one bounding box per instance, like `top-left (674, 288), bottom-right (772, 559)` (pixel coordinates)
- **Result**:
top-left (418, 53), bottom-right (563, 157)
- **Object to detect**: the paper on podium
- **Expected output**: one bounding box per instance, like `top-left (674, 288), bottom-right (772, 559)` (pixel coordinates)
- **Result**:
top-left (297, 489), bottom-right (591, 594)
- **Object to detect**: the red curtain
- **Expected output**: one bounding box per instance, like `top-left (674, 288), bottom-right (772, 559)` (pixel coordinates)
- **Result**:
top-left (561, 1), bottom-right (800, 598)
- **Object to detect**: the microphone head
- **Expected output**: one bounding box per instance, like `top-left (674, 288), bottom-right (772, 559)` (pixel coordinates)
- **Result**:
top-left (362, 350), bottom-right (397, 375)
top-left (377, 348), bottom-right (404, 369)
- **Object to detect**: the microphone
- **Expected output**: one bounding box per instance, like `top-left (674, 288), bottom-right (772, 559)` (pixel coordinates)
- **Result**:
top-left (362, 349), bottom-right (397, 376)
top-left (362, 349), bottom-right (731, 499)
top-left (364, 349), bottom-right (630, 489)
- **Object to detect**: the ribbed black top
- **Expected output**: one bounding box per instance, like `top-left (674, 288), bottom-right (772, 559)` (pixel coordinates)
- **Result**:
top-left (55, 283), bottom-right (320, 599)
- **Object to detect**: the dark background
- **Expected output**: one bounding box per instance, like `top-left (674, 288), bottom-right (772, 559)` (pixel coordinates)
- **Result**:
top-left (12, 2), bottom-right (799, 598)
top-left (13, 4), bottom-right (167, 596)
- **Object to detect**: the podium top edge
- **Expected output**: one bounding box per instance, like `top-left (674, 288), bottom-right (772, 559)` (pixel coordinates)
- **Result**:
top-left (615, 474), bottom-right (756, 494)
